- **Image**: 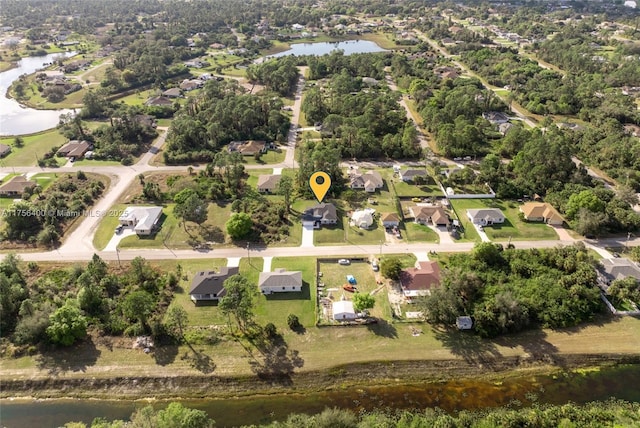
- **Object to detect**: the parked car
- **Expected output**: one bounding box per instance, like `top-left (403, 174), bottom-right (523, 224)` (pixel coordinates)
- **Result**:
top-left (338, 259), bottom-right (351, 265)
top-left (372, 260), bottom-right (379, 271)
top-left (114, 225), bottom-right (123, 234)
top-left (411, 197), bottom-right (422, 202)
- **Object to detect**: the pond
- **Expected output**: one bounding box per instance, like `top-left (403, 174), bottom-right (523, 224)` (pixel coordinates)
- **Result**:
top-left (0, 51), bottom-right (76, 136)
top-left (267, 40), bottom-right (386, 59)
top-left (2, 364), bottom-right (640, 427)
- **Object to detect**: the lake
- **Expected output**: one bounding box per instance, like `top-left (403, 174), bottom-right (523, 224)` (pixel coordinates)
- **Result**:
top-left (0, 51), bottom-right (76, 136)
top-left (2, 364), bottom-right (640, 427)
top-left (268, 40), bottom-right (386, 58)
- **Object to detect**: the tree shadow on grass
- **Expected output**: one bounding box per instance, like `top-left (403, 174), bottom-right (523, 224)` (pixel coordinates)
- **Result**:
top-left (153, 344), bottom-right (179, 366)
top-left (36, 337), bottom-right (101, 376)
top-left (432, 327), bottom-right (502, 367)
top-left (367, 318), bottom-right (398, 338)
top-left (180, 346), bottom-right (216, 374)
top-left (243, 326), bottom-right (304, 384)
top-left (493, 328), bottom-right (562, 367)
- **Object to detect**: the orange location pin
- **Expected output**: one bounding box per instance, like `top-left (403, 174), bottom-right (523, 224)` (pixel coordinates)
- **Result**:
top-left (309, 171), bottom-right (331, 203)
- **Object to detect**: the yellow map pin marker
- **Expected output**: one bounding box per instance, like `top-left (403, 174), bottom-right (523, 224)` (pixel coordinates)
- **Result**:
top-left (309, 171), bottom-right (331, 203)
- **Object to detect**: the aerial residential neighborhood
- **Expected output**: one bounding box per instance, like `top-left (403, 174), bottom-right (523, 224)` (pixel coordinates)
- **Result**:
top-left (1, 0), bottom-right (640, 426)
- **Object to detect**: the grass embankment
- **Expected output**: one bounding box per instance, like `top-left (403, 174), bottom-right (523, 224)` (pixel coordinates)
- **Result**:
top-left (2, 314), bottom-right (640, 399)
top-left (0, 130), bottom-right (67, 167)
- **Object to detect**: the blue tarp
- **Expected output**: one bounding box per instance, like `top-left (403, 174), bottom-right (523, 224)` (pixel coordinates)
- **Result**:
top-left (346, 275), bottom-right (356, 284)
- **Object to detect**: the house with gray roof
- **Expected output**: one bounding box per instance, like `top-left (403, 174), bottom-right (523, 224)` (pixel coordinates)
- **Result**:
top-left (189, 267), bottom-right (240, 302)
top-left (0, 143), bottom-right (11, 157)
top-left (599, 259), bottom-right (640, 285)
top-left (302, 203), bottom-right (338, 228)
top-left (399, 169), bottom-right (428, 182)
top-left (259, 268), bottom-right (302, 295)
top-left (466, 208), bottom-right (504, 226)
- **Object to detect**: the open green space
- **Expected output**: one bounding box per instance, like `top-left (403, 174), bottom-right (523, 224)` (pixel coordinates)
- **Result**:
top-left (241, 149), bottom-right (286, 165)
top-left (391, 178), bottom-right (442, 198)
top-left (93, 203), bottom-right (127, 250)
top-left (403, 222), bottom-right (439, 243)
top-left (0, 130), bottom-right (67, 167)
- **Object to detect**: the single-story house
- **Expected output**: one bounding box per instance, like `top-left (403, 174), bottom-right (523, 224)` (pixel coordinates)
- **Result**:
top-left (0, 143), bottom-right (11, 157)
top-left (145, 96), bottom-right (174, 106)
top-left (350, 209), bottom-right (375, 229)
top-left (466, 208), bottom-right (505, 226)
top-left (456, 316), bottom-right (473, 330)
top-left (228, 140), bottom-right (267, 156)
top-left (409, 206), bottom-right (449, 226)
top-left (256, 174), bottom-right (281, 193)
top-left (0, 175), bottom-right (36, 197)
top-left (302, 203), bottom-right (338, 228)
top-left (380, 212), bottom-right (400, 228)
top-left (57, 140), bottom-right (91, 159)
top-left (599, 258), bottom-right (640, 285)
top-left (118, 206), bottom-right (163, 235)
top-left (189, 266), bottom-right (240, 302)
top-left (399, 260), bottom-right (442, 300)
top-left (482, 111), bottom-right (510, 124)
top-left (519, 202), bottom-right (564, 226)
top-left (259, 268), bottom-right (302, 294)
top-left (162, 88), bottom-right (182, 98)
top-left (350, 170), bottom-right (383, 192)
top-left (333, 299), bottom-right (357, 320)
top-left (179, 79), bottom-right (203, 91)
top-left (399, 169), bottom-right (428, 182)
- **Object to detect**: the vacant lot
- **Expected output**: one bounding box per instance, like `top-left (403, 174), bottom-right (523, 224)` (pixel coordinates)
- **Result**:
top-left (0, 130), bottom-right (67, 167)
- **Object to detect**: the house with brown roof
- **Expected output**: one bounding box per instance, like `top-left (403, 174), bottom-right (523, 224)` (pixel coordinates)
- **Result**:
top-left (162, 88), bottom-right (182, 98)
top-left (228, 140), bottom-right (267, 156)
top-left (257, 174), bottom-right (281, 193)
top-left (349, 170), bottom-right (383, 192)
top-left (0, 175), bottom-right (36, 197)
top-left (380, 212), bottom-right (400, 228)
top-left (519, 202), bottom-right (564, 226)
top-left (399, 261), bottom-right (441, 300)
top-left (57, 140), bottom-right (91, 159)
top-left (0, 143), bottom-right (11, 157)
top-left (189, 266), bottom-right (240, 302)
top-left (409, 206), bottom-right (450, 226)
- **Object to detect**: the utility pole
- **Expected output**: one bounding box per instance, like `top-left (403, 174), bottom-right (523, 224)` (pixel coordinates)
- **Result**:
top-left (247, 242), bottom-right (251, 266)
top-left (379, 240), bottom-right (383, 258)
top-left (116, 246), bottom-right (121, 267)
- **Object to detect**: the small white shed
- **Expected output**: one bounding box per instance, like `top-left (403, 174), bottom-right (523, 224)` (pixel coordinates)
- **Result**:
top-left (333, 300), bottom-right (357, 321)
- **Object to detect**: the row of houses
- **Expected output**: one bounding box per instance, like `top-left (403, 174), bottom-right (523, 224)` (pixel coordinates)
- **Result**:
top-left (189, 267), bottom-right (302, 302)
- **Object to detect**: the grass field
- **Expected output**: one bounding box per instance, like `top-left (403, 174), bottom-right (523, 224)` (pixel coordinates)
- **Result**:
top-left (403, 222), bottom-right (439, 243)
top-left (0, 130), bottom-right (67, 166)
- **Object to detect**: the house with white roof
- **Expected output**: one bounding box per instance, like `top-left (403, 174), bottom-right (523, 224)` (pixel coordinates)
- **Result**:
top-left (258, 268), bottom-right (302, 294)
top-left (333, 300), bottom-right (357, 320)
top-left (466, 208), bottom-right (505, 226)
top-left (118, 206), bottom-right (163, 235)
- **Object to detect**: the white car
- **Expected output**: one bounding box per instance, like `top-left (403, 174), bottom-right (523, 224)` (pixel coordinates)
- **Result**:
top-left (338, 259), bottom-right (351, 265)
top-left (372, 260), bottom-right (379, 271)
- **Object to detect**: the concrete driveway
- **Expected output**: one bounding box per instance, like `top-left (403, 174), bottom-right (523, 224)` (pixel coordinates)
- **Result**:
top-left (474, 224), bottom-right (491, 242)
top-left (301, 221), bottom-right (315, 247)
top-left (104, 227), bottom-right (137, 251)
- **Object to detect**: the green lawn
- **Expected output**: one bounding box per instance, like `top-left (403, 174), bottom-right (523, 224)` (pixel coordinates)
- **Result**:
top-left (448, 200), bottom-right (482, 243)
top-left (93, 203), bottom-right (127, 250)
top-left (0, 130), bottom-right (67, 166)
top-left (449, 199), bottom-right (559, 242)
top-left (242, 149), bottom-right (286, 165)
top-left (391, 179), bottom-right (442, 198)
top-left (169, 256), bottom-right (317, 331)
top-left (403, 222), bottom-right (439, 243)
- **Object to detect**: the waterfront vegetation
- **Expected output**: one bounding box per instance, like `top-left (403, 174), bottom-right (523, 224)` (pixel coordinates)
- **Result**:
top-left (50, 399), bottom-right (640, 427)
